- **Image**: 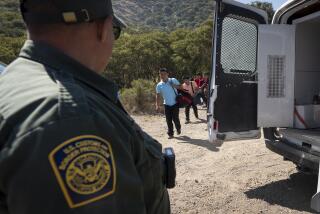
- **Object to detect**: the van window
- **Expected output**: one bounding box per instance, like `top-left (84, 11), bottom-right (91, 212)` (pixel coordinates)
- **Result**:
top-left (221, 16), bottom-right (257, 74)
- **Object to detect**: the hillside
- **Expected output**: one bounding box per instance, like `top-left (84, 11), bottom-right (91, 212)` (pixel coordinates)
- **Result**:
top-left (113, 0), bottom-right (215, 30)
top-left (0, 0), bottom-right (214, 37)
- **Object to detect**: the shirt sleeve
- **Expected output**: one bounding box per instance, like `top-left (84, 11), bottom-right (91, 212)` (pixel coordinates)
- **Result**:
top-left (172, 78), bottom-right (180, 86)
top-left (0, 115), bottom-right (147, 214)
top-left (156, 84), bottom-right (161, 94)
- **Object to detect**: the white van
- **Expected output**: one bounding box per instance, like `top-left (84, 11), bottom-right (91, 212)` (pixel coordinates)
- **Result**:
top-left (207, 0), bottom-right (320, 210)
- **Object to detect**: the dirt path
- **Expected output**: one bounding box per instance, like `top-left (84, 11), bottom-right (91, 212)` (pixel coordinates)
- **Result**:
top-left (132, 108), bottom-right (318, 214)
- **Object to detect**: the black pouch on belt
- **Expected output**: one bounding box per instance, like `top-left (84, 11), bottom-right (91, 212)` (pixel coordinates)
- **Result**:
top-left (163, 147), bottom-right (176, 189)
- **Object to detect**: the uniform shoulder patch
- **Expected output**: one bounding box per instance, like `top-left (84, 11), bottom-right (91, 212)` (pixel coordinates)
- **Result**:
top-left (49, 135), bottom-right (116, 208)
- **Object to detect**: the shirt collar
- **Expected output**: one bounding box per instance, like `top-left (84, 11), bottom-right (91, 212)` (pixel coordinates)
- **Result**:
top-left (161, 78), bottom-right (170, 83)
top-left (19, 40), bottom-right (119, 103)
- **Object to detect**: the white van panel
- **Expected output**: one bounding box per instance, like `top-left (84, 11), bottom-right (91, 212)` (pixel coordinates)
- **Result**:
top-left (273, 0), bottom-right (319, 24)
top-left (295, 21), bottom-right (320, 105)
top-left (257, 25), bottom-right (296, 127)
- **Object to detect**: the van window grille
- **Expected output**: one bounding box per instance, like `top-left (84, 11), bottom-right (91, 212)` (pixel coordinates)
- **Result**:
top-left (267, 55), bottom-right (285, 98)
top-left (221, 16), bottom-right (257, 74)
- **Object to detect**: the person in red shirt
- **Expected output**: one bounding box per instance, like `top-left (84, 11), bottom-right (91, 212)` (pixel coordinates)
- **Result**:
top-left (194, 73), bottom-right (208, 107)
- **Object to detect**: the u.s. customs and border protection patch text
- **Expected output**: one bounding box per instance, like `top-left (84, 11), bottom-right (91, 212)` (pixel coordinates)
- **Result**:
top-left (49, 135), bottom-right (116, 208)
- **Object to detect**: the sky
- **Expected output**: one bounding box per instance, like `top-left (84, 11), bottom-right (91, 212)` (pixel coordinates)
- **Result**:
top-left (237, 0), bottom-right (288, 10)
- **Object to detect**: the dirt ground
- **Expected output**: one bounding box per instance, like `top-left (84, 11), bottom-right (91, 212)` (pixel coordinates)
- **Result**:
top-left (132, 107), bottom-right (318, 214)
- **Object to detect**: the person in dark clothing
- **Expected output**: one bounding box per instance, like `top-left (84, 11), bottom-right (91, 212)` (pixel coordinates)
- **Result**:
top-left (164, 105), bottom-right (181, 138)
top-left (156, 68), bottom-right (182, 139)
top-left (0, 1), bottom-right (172, 213)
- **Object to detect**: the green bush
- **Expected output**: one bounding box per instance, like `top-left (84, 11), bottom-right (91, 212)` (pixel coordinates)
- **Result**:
top-left (0, 36), bottom-right (25, 64)
top-left (120, 79), bottom-right (157, 114)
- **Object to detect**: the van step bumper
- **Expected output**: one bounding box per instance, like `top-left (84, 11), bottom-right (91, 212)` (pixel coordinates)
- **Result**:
top-left (265, 139), bottom-right (319, 173)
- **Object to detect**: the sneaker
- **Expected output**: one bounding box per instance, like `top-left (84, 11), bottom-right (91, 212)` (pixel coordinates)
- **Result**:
top-left (168, 135), bottom-right (174, 139)
top-left (177, 129), bottom-right (181, 135)
top-left (185, 120), bottom-right (190, 124)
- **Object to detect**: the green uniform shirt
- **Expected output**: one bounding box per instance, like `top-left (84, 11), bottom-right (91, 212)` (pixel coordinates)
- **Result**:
top-left (0, 40), bottom-right (170, 214)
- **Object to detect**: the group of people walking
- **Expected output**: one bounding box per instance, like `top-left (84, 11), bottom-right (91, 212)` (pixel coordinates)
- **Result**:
top-left (156, 68), bottom-right (208, 139)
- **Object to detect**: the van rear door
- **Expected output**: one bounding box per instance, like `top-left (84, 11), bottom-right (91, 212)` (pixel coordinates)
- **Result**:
top-left (257, 24), bottom-right (295, 128)
top-left (208, 0), bottom-right (268, 142)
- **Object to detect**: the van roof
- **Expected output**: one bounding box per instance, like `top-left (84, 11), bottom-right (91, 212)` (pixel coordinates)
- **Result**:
top-left (273, 0), bottom-right (320, 24)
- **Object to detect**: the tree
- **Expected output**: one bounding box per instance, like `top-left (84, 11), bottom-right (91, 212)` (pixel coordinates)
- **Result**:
top-left (170, 20), bottom-right (213, 79)
top-left (249, 1), bottom-right (275, 23)
top-left (104, 19), bottom-right (214, 87)
top-left (105, 31), bottom-right (173, 88)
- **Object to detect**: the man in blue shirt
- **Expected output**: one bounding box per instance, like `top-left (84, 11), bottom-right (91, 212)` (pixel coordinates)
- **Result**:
top-left (156, 68), bottom-right (181, 139)
top-left (0, 62), bottom-right (6, 75)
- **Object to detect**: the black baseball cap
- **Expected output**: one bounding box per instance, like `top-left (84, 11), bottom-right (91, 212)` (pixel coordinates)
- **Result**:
top-left (159, 68), bottom-right (168, 73)
top-left (20, 0), bottom-right (126, 28)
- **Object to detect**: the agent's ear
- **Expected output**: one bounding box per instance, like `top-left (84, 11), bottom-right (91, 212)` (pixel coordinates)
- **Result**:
top-left (96, 16), bottom-right (113, 43)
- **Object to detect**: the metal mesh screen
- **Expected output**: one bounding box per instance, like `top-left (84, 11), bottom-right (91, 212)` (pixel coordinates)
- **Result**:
top-left (267, 55), bottom-right (286, 98)
top-left (221, 16), bottom-right (257, 74)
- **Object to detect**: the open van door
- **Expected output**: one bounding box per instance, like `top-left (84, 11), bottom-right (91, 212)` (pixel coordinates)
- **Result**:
top-left (208, 0), bottom-right (268, 142)
top-left (257, 24), bottom-right (295, 128)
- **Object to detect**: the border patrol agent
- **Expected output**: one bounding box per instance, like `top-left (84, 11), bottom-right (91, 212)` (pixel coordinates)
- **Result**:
top-left (0, 0), bottom-right (175, 213)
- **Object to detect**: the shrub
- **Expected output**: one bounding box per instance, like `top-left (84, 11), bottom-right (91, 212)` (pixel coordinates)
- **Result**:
top-left (120, 79), bottom-right (157, 114)
top-left (0, 36), bottom-right (25, 64)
